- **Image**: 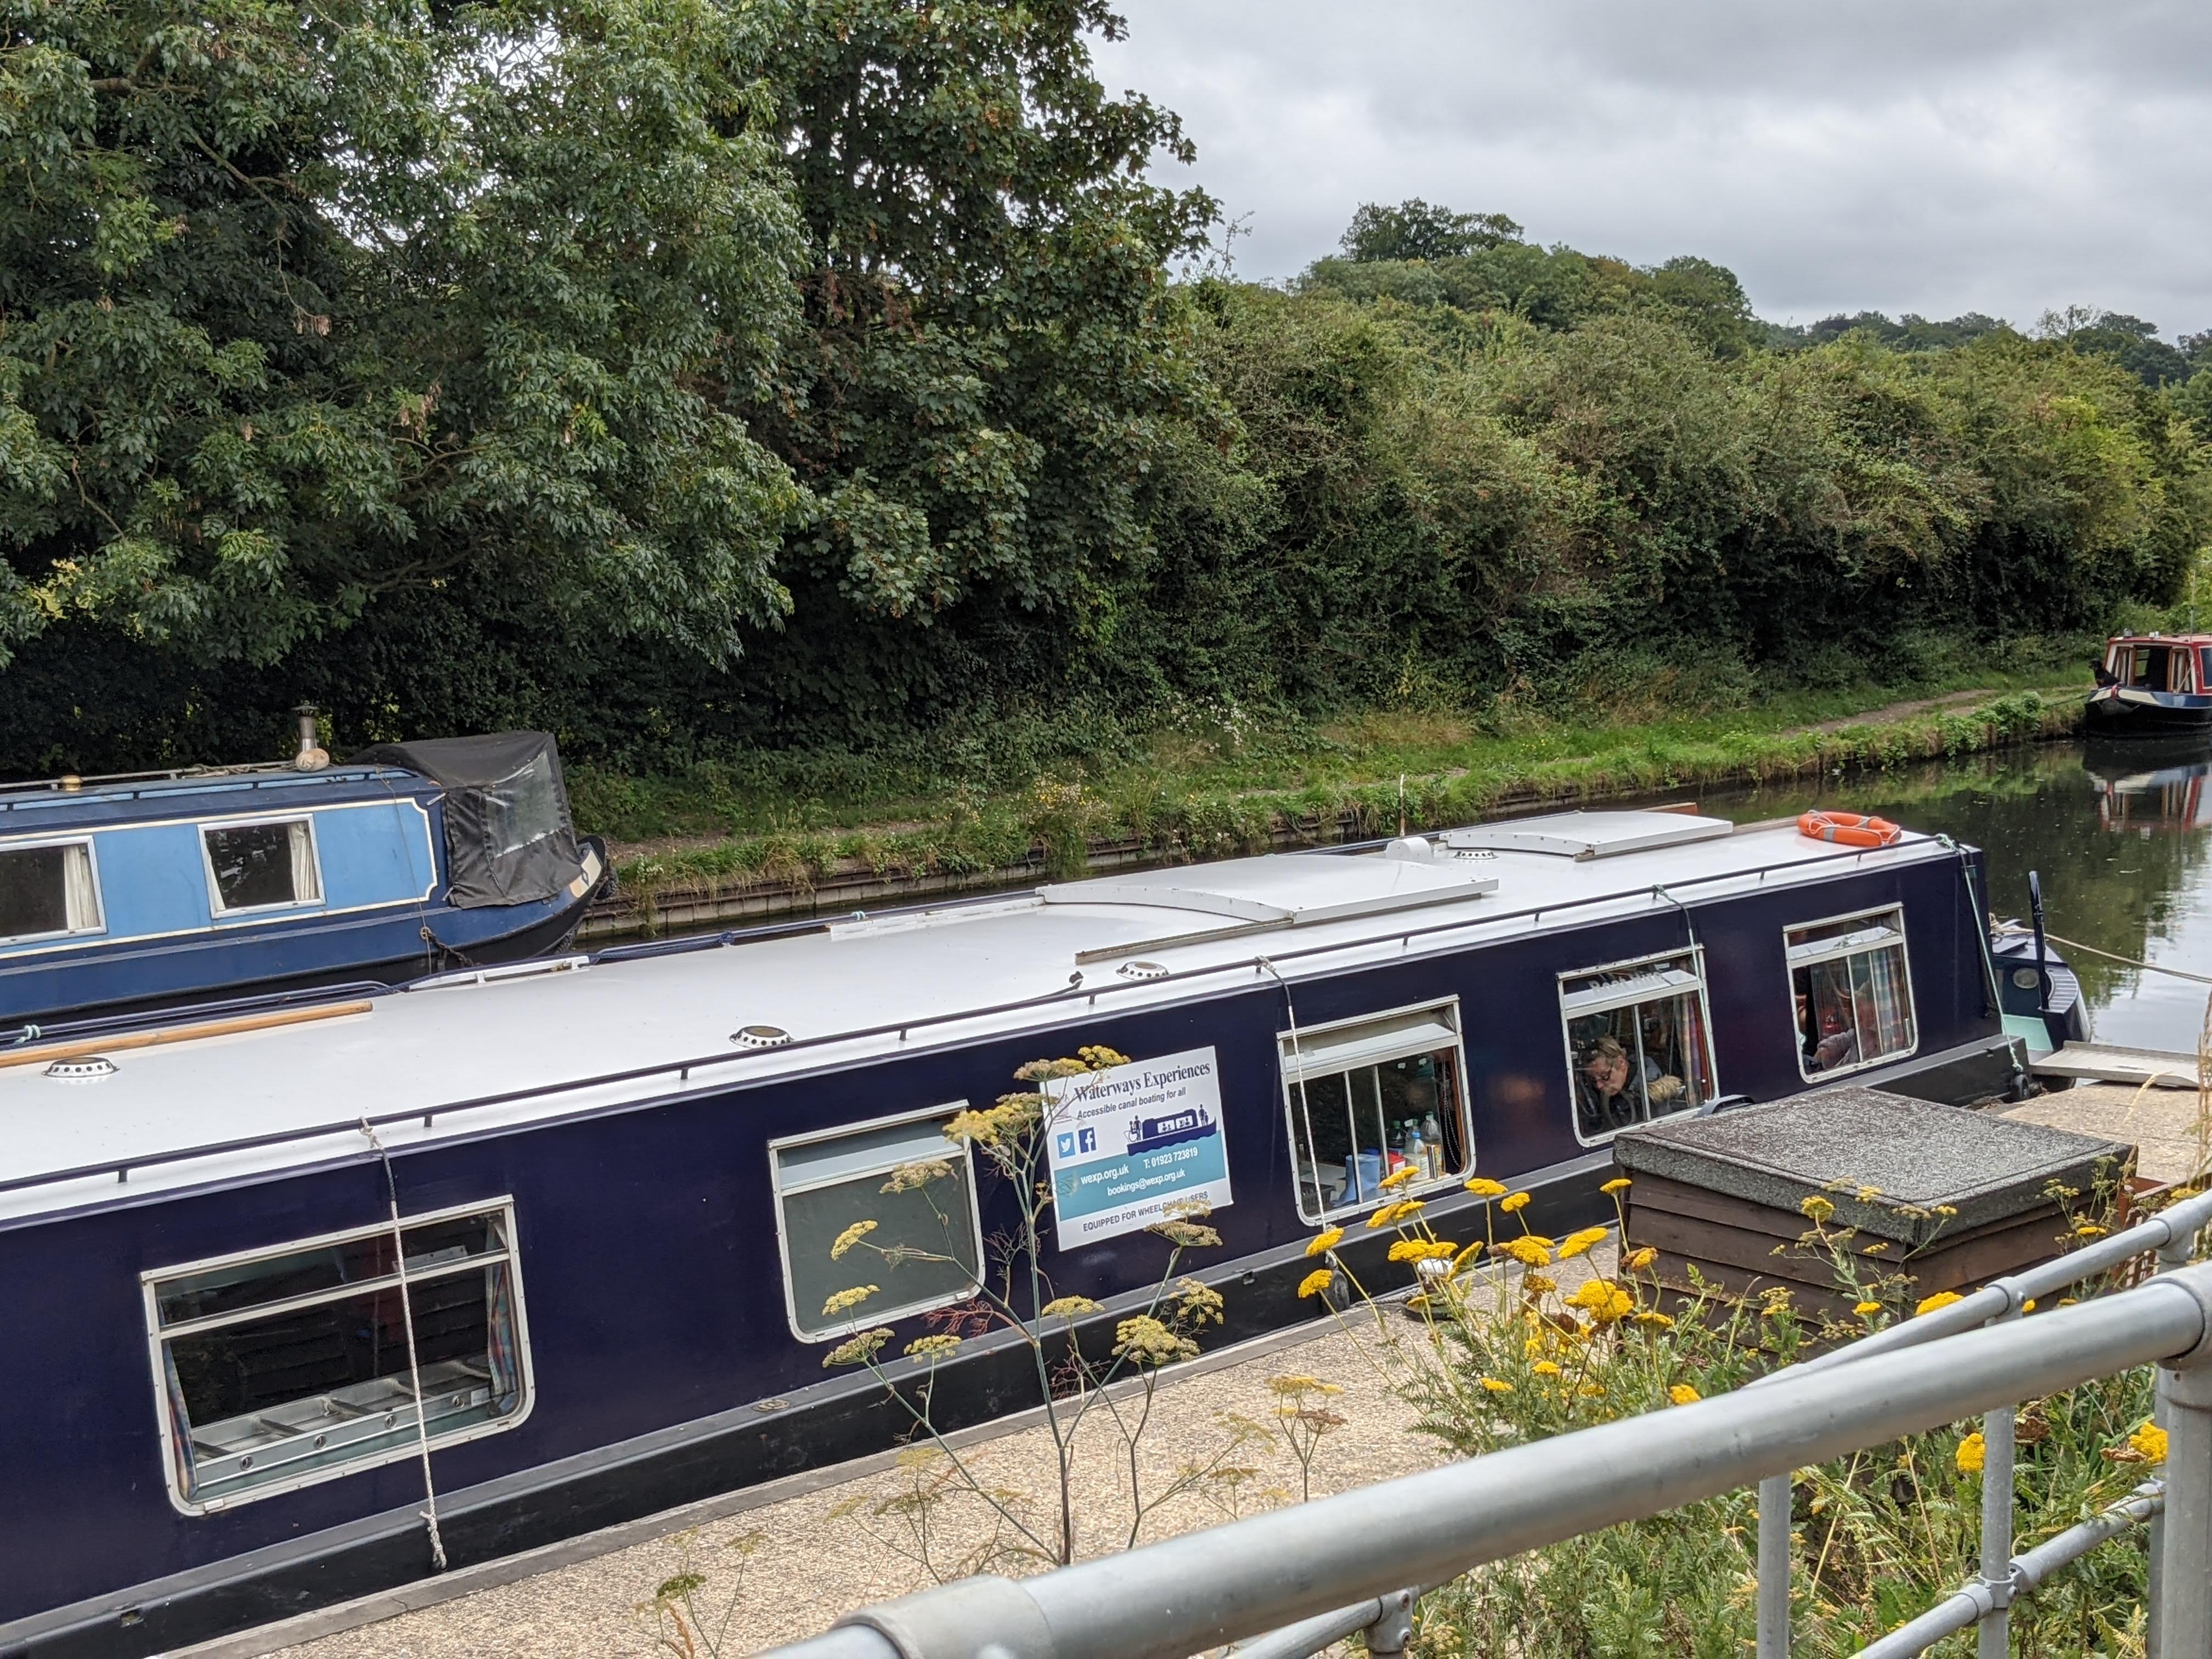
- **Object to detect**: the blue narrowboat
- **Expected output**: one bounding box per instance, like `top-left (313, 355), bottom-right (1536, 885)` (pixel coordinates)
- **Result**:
top-left (2085, 631), bottom-right (2212, 736)
top-left (0, 809), bottom-right (2038, 1655)
top-left (0, 726), bottom-right (606, 1037)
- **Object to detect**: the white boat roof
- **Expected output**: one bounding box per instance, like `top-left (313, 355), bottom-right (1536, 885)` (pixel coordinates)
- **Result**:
top-left (0, 812), bottom-right (1952, 1222)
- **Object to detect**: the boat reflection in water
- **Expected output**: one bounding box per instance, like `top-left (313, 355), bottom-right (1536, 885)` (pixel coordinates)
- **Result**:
top-left (2084, 737), bottom-right (2212, 834)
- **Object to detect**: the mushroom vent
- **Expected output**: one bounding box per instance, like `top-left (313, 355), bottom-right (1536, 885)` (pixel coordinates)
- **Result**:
top-left (47, 1056), bottom-right (116, 1081)
top-left (731, 1024), bottom-right (793, 1049)
top-left (1116, 960), bottom-right (1171, 981)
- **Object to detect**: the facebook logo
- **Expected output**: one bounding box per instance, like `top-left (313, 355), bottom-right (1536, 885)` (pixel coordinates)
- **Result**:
top-left (1057, 1128), bottom-right (1099, 1158)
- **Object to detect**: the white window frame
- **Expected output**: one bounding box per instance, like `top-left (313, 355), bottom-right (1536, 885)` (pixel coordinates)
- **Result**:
top-left (142, 1196), bottom-right (534, 1516)
top-left (199, 811), bottom-right (325, 918)
top-left (0, 834), bottom-right (105, 945)
top-left (769, 1102), bottom-right (986, 1345)
top-left (1278, 995), bottom-right (1473, 1226)
top-left (1784, 904), bottom-right (1918, 1084)
top-left (1558, 946), bottom-right (1720, 1149)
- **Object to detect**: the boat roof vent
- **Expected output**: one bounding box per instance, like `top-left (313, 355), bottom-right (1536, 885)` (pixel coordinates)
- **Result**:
top-left (1116, 960), bottom-right (1171, 980)
top-left (732, 1024), bottom-right (793, 1049)
top-left (1438, 810), bottom-right (1735, 861)
top-left (46, 1056), bottom-right (116, 1081)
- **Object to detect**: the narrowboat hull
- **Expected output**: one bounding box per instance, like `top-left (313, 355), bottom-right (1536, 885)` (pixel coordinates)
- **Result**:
top-left (2083, 685), bottom-right (2212, 737)
top-left (0, 814), bottom-right (2027, 1657)
top-left (0, 837), bottom-right (605, 1041)
top-left (2, 1037), bottom-right (2020, 1659)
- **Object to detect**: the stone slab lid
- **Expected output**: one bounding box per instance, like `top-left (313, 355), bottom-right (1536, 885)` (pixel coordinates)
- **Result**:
top-left (1612, 1086), bottom-right (2134, 1246)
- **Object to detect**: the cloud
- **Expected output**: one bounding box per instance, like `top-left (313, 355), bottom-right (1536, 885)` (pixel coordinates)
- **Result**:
top-left (1093, 1), bottom-right (2212, 335)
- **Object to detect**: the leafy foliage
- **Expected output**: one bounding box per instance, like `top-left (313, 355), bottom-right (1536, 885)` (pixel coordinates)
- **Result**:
top-left (1338, 196), bottom-right (1523, 263)
top-left (0, 0), bottom-right (805, 669)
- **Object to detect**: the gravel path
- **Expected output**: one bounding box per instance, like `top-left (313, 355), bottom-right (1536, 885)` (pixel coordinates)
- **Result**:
top-left (245, 1255), bottom-right (1612, 1659)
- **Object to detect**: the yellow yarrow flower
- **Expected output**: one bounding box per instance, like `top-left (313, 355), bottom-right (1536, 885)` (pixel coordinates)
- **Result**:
top-left (1624, 1246), bottom-right (1658, 1271)
top-left (1799, 1195), bottom-right (1836, 1222)
top-left (1464, 1176), bottom-right (1509, 1197)
top-left (1558, 1226), bottom-right (1610, 1260)
top-left (2131, 1421), bottom-right (2170, 1464)
top-left (1668, 1384), bottom-right (1701, 1406)
top-left (1916, 1290), bottom-right (1965, 1317)
top-left (1955, 1431), bottom-right (1986, 1475)
top-left (1532, 1359), bottom-right (1562, 1376)
top-left (1378, 1164), bottom-right (1421, 1190)
top-left (1479, 1376), bottom-right (1514, 1393)
top-left (1297, 1268), bottom-right (1335, 1299)
top-left (1497, 1236), bottom-right (1553, 1267)
top-left (1632, 1311), bottom-right (1674, 1329)
top-left (1522, 1272), bottom-right (1557, 1293)
top-left (1305, 1227), bottom-right (1345, 1258)
top-left (2075, 1223), bottom-right (2109, 1239)
top-left (1388, 1238), bottom-right (1457, 1263)
top-left (1853, 1300), bottom-right (1882, 1317)
top-left (1601, 1176), bottom-right (1633, 1194)
top-left (1499, 1191), bottom-right (1532, 1214)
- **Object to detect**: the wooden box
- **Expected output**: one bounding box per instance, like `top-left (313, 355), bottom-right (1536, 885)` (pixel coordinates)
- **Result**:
top-left (1612, 1086), bottom-right (2135, 1325)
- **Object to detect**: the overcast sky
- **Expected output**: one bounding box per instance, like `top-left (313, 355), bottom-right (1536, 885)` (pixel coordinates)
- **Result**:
top-left (1093, 2), bottom-right (2212, 338)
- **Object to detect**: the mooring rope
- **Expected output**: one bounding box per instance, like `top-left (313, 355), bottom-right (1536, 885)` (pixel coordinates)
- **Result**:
top-left (358, 1118), bottom-right (451, 1572)
top-left (1994, 922), bottom-right (2212, 987)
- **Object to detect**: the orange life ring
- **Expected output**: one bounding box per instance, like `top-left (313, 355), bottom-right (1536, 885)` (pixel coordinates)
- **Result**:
top-left (1798, 810), bottom-right (1901, 848)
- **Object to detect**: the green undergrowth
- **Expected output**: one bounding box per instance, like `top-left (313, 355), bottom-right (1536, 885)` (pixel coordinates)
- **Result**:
top-left (578, 669), bottom-right (2089, 930)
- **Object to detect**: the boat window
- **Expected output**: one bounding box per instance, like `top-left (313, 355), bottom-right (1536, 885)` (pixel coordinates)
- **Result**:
top-left (1559, 951), bottom-right (1716, 1144)
top-left (772, 1111), bottom-right (983, 1341)
top-left (0, 841), bottom-right (102, 943)
top-left (1786, 907), bottom-right (1916, 1080)
top-left (483, 752), bottom-right (564, 857)
top-left (203, 819), bottom-right (323, 913)
top-left (145, 1203), bottom-right (531, 1510)
top-left (1278, 1001), bottom-right (1470, 1222)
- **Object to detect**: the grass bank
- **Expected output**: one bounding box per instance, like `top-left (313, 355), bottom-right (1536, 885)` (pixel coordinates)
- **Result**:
top-left (572, 670), bottom-right (2088, 937)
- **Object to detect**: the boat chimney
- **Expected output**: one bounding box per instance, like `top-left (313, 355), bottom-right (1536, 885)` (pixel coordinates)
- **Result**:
top-left (291, 705), bottom-right (330, 772)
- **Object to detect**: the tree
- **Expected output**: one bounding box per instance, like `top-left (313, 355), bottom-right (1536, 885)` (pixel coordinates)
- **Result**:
top-left (0, 0), bottom-right (805, 669)
top-left (741, 0), bottom-right (1218, 630)
top-left (1338, 198), bottom-right (1523, 264)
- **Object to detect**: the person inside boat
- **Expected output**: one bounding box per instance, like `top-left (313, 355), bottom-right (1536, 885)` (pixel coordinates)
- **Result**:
top-left (1575, 1034), bottom-right (1683, 1136)
top-left (1796, 981), bottom-right (1861, 1073)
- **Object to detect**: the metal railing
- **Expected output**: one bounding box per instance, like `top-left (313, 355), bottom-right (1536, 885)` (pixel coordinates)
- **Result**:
top-left (763, 1187), bottom-right (2212, 1659)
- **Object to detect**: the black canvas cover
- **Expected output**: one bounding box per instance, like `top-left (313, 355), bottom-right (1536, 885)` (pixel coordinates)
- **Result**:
top-left (350, 732), bottom-right (583, 909)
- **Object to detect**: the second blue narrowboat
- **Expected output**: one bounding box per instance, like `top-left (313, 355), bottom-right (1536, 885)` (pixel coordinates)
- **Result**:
top-left (0, 722), bottom-right (606, 1035)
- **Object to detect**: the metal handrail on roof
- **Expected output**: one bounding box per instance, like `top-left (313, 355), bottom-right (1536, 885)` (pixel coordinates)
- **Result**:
top-left (765, 1188), bottom-right (2212, 1659)
top-left (0, 835), bottom-right (1943, 1204)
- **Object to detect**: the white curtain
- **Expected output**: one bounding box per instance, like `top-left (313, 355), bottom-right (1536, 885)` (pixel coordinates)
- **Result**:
top-left (61, 843), bottom-right (101, 931)
top-left (287, 821), bottom-right (323, 902)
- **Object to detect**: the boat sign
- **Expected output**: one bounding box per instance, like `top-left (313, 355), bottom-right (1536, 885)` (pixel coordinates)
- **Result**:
top-left (1045, 1046), bottom-right (1232, 1250)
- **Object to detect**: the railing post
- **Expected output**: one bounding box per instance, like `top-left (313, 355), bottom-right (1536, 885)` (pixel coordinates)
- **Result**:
top-left (1977, 1400), bottom-right (2017, 1657)
top-left (1978, 1300), bottom-right (2024, 1659)
top-left (2149, 1226), bottom-right (2196, 1659)
top-left (1758, 1470), bottom-right (1791, 1656)
top-left (2159, 1233), bottom-right (2212, 1657)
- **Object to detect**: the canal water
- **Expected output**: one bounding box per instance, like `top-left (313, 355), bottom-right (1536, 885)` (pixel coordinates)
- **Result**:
top-left (1682, 737), bottom-right (2212, 1055)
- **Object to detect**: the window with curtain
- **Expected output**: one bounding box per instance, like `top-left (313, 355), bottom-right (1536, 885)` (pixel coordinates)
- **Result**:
top-left (1278, 1002), bottom-right (1470, 1223)
top-left (0, 842), bottom-right (103, 941)
top-left (1787, 907), bottom-right (1916, 1079)
top-left (772, 1113), bottom-right (983, 1341)
top-left (203, 819), bottom-right (323, 913)
top-left (145, 1203), bottom-right (530, 1509)
top-left (1560, 952), bottom-right (1716, 1144)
